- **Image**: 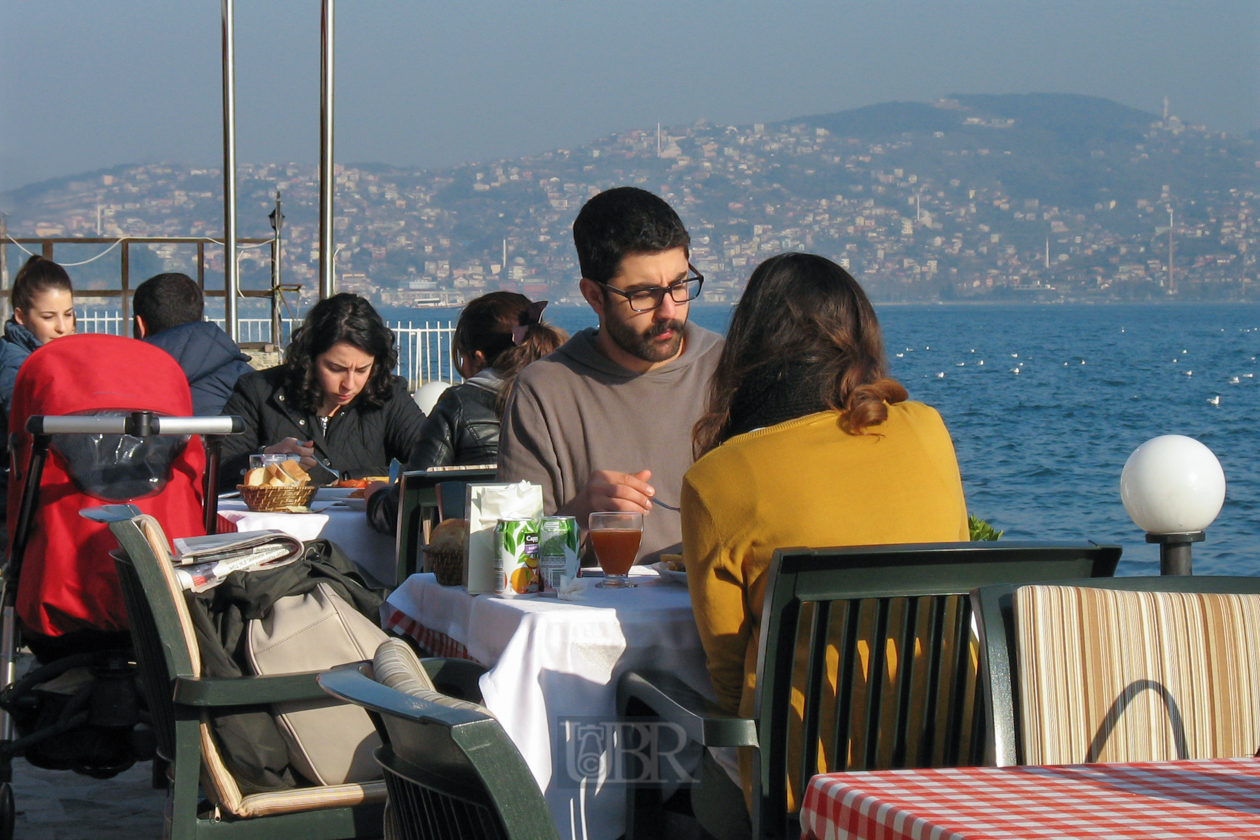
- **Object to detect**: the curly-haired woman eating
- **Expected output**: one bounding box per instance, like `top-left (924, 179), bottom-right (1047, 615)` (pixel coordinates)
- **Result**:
top-left (219, 293), bottom-right (425, 487)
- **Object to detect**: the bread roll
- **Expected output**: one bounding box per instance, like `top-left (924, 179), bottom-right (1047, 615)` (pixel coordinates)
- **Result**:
top-left (430, 519), bottom-right (468, 552)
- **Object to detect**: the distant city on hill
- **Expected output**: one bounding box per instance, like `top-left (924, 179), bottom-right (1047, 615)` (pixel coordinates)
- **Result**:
top-left (3, 93), bottom-right (1257, 306)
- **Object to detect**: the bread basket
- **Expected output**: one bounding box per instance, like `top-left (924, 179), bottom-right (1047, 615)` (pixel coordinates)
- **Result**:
top-left (237, 483), bottom-right (317, 512)
top-left (422, 546), bottom-right (464, 586)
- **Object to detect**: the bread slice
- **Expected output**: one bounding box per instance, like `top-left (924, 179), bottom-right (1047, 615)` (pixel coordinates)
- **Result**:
top-left (263, 463), bottom-right (288, 486)
top-left (277, 460), bottom-right (311, 484)
top-left (244, 467), bottom-right (267, 487)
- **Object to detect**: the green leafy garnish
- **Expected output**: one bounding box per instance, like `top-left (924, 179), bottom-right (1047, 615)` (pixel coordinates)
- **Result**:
top-left (969, 515), bottom-right (1003, 542)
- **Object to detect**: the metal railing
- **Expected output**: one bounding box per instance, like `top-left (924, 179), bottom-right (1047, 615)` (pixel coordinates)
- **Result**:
top-left (4, 236), bottom-right (460, 386)
top-left (77, 311), bottom-right (458, 388)
top-left (2, 236), bottom-right (276, 326)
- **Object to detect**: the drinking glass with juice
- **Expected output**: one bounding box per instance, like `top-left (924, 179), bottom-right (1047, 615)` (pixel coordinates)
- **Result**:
top-left (588, 511), bottom-right (642, 588)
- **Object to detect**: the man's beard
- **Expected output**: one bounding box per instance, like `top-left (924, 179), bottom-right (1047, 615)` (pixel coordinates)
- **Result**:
top-left (605, 316), bottom-right (686, 363)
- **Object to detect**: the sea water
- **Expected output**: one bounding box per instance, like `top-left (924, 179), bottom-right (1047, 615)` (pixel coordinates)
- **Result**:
top-left (349, 302), bottom-right (1260, 576)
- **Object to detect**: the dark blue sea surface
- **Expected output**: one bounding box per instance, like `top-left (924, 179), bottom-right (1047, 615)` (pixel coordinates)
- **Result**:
top-left (390, 302), bottom-right (1260, 576)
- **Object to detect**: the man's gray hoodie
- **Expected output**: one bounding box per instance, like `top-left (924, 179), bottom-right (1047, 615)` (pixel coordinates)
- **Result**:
top-left (497, 321), bottom-right (723, 563)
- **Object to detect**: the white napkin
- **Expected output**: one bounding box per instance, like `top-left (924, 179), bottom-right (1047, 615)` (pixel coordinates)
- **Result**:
top-left (556, 574), bottom-right (589, 602)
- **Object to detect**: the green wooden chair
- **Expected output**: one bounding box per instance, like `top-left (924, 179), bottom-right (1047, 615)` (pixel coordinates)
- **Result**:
top-left (617, 541), bottom-right (1121, 840)
top-left (319, 657), bottom-right (559, 840)
top-left (973, 575), bottom-right (1260, 768)
top-left (394, 467), bottom-right (496, 585)
top-left (108, 513), bottom-right (387, 840)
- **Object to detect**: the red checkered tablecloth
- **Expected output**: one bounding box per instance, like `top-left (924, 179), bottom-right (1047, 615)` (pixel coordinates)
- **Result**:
top-left (381, 606), bottom-right (482, 664)
top-left (800, 757), bottom-right (1260, 840)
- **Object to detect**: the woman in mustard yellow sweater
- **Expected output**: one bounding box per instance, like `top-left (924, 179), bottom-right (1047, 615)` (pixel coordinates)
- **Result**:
top-left (680, 253), bottom-right (968, 838)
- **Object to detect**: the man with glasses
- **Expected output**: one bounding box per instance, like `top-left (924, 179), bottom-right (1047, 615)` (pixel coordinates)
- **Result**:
top-left (498, 187), bottom-right (723, 563)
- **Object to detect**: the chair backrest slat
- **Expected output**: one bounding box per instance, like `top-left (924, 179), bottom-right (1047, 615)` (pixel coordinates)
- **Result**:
top-left (944, 594), bottom-right (975, 767)
top-left (751, 541), bottom-right (1121, 840)
top-left (890, 596), bottom-right (922, 767)
top-left (831, 601), bottom-right (861, 770)
top-left (797, 598), bottom-right (829, 789)
top-left (916, 596), bottom-right (946, 766)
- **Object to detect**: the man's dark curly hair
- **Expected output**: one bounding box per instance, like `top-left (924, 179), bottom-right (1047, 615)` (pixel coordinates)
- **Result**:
top-left (284, 293), bottom-right (398, 414)
top-left (573, 187), bottom-right (690, 285)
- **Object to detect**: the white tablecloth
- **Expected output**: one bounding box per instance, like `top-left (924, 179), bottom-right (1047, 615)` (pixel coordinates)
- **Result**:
top-left (384, 569), bottom-right (712, 840)
top-left (217, 499), bottom-right (396, 585)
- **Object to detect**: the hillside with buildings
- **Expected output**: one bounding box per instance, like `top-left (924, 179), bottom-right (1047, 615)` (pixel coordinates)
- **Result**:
top-left (2, 93), bottom-right (1257, 305)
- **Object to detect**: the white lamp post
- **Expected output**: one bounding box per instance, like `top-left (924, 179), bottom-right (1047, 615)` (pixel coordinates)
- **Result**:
top-left (1120, 435), bottom-right (1226, 575)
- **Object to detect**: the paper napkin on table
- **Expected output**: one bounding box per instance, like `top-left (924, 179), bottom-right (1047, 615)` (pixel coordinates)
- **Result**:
top-left (557, 574), bottom-right (588, 602)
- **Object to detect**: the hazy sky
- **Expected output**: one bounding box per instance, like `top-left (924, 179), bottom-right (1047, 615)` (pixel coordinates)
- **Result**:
top-left (2, 0), bottom-right (1257, 193)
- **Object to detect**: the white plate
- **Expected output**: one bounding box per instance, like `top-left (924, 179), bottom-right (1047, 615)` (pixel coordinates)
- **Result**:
top-left (314, 487), bottom-right (359, 500)
top-left (650, 560), bottom-right (687, 585)
top-left (344, 497), bottom-right (368, 512)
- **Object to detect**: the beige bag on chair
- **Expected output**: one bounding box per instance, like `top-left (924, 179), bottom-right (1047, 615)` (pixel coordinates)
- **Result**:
top-left (246, 582), bottom-right (388, 785)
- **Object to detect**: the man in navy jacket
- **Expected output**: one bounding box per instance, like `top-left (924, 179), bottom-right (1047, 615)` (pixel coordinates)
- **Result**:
top-left (134, 273), bottom-right (253, 416)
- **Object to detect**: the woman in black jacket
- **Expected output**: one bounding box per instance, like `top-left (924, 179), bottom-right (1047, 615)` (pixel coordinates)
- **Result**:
top-left (366, 292), bottom-right (565, 534)
top-left (220, 293), bottom-right (425, 487)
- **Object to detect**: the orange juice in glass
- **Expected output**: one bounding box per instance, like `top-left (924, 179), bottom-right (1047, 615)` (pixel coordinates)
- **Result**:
top-left (588, 512), bottom-right (642, 588)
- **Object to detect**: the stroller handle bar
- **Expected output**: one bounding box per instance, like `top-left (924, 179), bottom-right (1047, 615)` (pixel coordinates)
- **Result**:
top-left (26, 413), bottom-right (245, 437)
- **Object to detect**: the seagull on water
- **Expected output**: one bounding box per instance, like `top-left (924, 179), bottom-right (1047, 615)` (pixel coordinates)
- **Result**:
top-left (1207, 396), bottom-right (1220, 406)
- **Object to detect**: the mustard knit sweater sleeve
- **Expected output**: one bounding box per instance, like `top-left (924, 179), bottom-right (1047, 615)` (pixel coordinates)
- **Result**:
top-left (681, 402), bottom-right (969, 718)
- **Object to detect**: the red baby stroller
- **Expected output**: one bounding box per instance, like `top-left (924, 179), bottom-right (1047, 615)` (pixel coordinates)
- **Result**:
top-left (0, 334), bottom-right (240, 838)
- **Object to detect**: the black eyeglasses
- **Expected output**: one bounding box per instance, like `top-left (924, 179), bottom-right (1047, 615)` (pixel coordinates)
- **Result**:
top-left (592, 266), bottom-right (705, 312)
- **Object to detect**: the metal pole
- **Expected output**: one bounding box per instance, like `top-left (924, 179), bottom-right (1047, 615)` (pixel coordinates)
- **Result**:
top-left (121, 242), bottom-right (130, 328)
top-left (318, 0), bottom-right (336, 299)
top-left (1168, 208), bottom-right (1174, 294)
top-left (222, 0), bottom-right (240, 341)
top-left (0, 213), bottom-right (9, 324)
top-left (270, 192), bottom-right (283, 346)
top-left (1147, 531), bottom-right (1202, 576)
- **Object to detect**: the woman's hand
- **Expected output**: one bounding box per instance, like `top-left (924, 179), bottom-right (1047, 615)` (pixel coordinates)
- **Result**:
top-left (263, 438), bottom-right (317, 470)
top-left (363, 481), bottom-right (390, 501)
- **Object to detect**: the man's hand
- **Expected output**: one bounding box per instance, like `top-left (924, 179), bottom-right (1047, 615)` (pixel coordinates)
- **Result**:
top-left (559, 469), bottom-right (655, 525)
top-left (263, 437), bottom-right (317, 471)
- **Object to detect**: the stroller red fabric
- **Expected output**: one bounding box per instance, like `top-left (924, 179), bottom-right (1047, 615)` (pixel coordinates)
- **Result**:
top-left (7, 334), bottom-right (207, 638)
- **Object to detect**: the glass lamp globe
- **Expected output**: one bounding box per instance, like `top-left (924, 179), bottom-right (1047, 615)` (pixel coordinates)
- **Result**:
top-left (413, 380), bottom-right (451, 416)
top-left (1120, 435), bottom-right (1226, 534)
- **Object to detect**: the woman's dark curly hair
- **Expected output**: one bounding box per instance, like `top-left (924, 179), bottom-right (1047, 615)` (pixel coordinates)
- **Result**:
top-left (692, 252), bottom-right (907, 457)
top-left (284, 293), bottom-right (398, 414)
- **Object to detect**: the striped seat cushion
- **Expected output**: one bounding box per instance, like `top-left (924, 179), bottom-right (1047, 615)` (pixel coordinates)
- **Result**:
top-left (372, 639), bottom-right (493, 716)
top-left (1015, 585), bottom-right (1260, 765)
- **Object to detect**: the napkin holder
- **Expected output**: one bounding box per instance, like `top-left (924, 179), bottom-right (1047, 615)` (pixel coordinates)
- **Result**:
top-left (464, 481), bottom-right (543, 594)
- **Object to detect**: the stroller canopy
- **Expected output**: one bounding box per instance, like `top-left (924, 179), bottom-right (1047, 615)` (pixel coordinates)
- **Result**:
top-left (8, 334), bottom-right (208, 638)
